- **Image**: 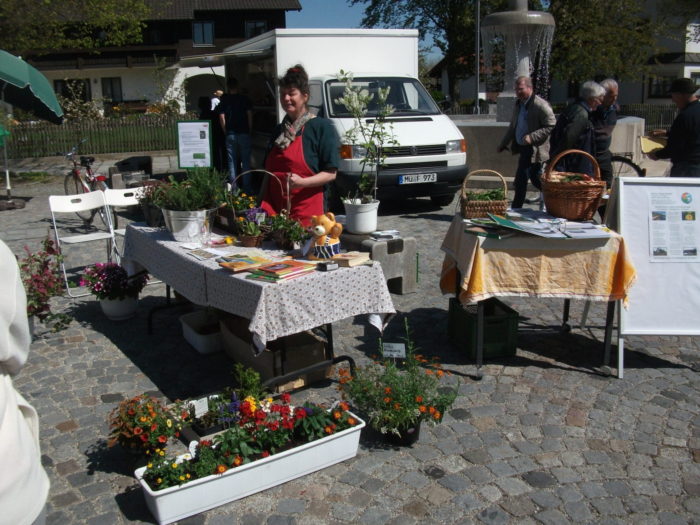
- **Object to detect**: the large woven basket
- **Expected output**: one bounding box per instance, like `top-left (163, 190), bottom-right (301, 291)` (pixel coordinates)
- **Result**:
top-left (541, 149), bottom-right (606, 221)
top-left (459, 169), bottom-right (509, 219)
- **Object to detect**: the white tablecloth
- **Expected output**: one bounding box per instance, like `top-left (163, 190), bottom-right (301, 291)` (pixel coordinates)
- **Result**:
top-left (123, 224), bottom-right (396, 351)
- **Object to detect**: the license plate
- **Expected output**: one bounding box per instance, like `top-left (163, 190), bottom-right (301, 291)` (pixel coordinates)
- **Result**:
top-left (398, 173), bottom-right (437, 184)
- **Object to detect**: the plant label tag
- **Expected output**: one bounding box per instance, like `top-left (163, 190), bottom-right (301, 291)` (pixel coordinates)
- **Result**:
top-left (382, 342), bottom-right (406, 359)
top-left (190, 397), bottom-right (209, 418)
top-left (255, 212), bottom-right (266, 224)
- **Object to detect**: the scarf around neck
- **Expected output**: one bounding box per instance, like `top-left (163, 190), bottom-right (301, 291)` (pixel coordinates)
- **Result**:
top-left (274, 111), bottom-right (315, 150)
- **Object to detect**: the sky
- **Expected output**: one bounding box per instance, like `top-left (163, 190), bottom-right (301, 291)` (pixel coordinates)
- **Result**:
top-left (286, 0), bottom-right (441, 64)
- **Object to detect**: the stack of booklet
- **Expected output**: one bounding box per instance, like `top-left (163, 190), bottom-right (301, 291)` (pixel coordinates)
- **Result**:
top-left (217, 254), bottom-right (274, 272)
top-left (246, 260), bottom-right (317, 283)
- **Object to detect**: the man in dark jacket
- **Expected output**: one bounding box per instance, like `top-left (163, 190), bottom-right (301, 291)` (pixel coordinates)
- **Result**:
top-left (497, 76), bottom-right (556, 209)
top-left (649, 78), bottom-right (700, 177)
top-left (217, 77), bottom-right (254, 192)
top-left (549, 80), bottom-right (606, 176)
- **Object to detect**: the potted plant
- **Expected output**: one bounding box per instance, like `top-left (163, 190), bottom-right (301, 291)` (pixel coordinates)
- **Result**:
top-left (107, 394), bottom-right (188, 458)
top-left (134, 391), bottom-right (364, 524)
top-left (334, 70), bottom-right (399, 234)
top-left (136, 180), bottom-right (166, 227)
top-left (337, 318), bottom-right (458, 445)
top-left (18, 236), bottom-right (71, 332)
top-left (237, 207), bottom-right (267, 247)
top-left (80, 262), bottom-right (149, 320)
top-left (267, 210), bottom-right (309, 250)
top-left (149, 168), bottom-right (226, 242)
top-left (217, 189), bottom-right (258, 234)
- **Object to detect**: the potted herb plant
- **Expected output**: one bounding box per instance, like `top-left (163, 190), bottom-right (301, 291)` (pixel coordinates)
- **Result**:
top-left (107, 394), bottom-right (187, 458)
top-left (334, 70), bottom-right (399, 234)
top-left (217, 189), bottom-right (258, 234)
top-left (149, 168), bottom-right (226, 242)
top-left (134, 391), bottom-right (364, 524)
top-left (81, 262), bottom-right (149, 320)
top-left (338, 318), bottom-right (458, 445)
top-left (136, 180), bottom-right (166, 227)
top-left (18, 236), bottom-right (71, 332)
top-left (267, 210), bottom-right (309, 250)
top-left (237, 207), bottom-right (267, 247)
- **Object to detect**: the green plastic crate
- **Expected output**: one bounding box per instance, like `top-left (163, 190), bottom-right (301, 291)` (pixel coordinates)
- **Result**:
top-left (448, 297), bottom-right (518, 360)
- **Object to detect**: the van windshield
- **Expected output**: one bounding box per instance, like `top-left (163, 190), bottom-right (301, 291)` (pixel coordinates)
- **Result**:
top-left (326, 77), bottom-right (441, 117)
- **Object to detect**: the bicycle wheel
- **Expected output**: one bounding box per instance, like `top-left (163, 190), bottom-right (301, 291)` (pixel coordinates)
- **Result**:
top-left (64, 173), bottom-right (96, 222)
top-left (91, 180), bottom-right (118, 229)
top-left (611, 156), bottom-right (645, 178)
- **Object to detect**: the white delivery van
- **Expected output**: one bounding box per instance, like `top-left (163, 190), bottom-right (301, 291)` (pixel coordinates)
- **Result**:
top-left (214, 29), bottom-right (468, 206)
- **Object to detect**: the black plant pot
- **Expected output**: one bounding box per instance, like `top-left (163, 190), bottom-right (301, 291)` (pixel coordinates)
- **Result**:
top-left (384, 422), bottom-right (421, 446)
top-left (141, 203), bottom-right (164, 227)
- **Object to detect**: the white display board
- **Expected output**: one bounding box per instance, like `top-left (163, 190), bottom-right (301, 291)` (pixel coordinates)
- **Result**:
top-left (616, 177), bottom-right (700, 335)
top-left (177, 120), bottom-right (212, 168)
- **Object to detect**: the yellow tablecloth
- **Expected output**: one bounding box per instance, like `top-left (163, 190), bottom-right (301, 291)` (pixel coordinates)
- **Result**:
top-left (440, 215), bottom-right (637, 305)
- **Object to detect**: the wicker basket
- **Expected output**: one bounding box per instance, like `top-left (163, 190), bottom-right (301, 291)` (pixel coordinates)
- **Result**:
top-left (459, 169), bottom-right (509, 219)
top-left (541, 149), bottom-right (606, 221)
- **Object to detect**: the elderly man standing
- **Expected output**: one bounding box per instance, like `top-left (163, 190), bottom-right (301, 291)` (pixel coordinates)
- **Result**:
top-left (549, 80), bottom-right (606, 176)
top-left (497, 76), bottom-right (556, 209)
top-left (648, 78), bottom-right (700, 177)
top-left (591, 78), bottom-right (619, 187)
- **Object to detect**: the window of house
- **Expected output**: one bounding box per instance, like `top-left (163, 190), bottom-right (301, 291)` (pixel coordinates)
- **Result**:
top-left (245, 20), bottom-right (267, 39)
top-left (54, 79), bottom-right (91, 101)
top-left (102, 77), bottom-right (123, 103)
top-left (648, 76), bottom-right (675, 98)
top-left (193, 21), bottom-right (214, 46)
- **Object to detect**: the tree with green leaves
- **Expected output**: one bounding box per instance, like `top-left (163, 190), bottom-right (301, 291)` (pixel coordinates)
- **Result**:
top-left (0, 0), bottom-right (151, 57)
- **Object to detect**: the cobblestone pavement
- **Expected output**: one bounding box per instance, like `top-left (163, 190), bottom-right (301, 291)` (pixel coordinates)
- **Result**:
top-left (1, 158), bottom-right (699, 525)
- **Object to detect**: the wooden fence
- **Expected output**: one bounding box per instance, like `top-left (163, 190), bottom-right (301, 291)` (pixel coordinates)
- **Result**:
top-left (6, 115), bottom-right (181, 159)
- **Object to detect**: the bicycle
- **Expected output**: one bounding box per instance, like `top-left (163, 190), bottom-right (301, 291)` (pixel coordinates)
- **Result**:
top-left (610, 154), bottom-right (646, 178)
top-left (63, 139), bottom-right (117, 227)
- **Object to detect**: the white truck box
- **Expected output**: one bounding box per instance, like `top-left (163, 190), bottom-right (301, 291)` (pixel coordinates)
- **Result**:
top-left (221, 29), bottom-right (468, 205)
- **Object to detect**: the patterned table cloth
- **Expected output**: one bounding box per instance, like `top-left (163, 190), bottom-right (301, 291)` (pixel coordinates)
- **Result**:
top-left (124, 224), bottom-right (396, 351)
top-left (440, 215), bottom-right (637, 306)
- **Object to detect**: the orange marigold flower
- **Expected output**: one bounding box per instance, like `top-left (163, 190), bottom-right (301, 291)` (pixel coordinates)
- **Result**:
top-left (324, 426), bottom-right (333, 434)
top-left (428, 406), bottom-right (436, 414)
top-left (139, 416), bottom-right (148, 422)
top-left (347, 417), bottom-right (357, 426)
top-left (216, 464), bottom-right (227, 474)
top-left (425, 370), bottom-right (434, 375)
top-left (233, 455), bottom-right (242, 466)
top-left (433, 410), bottom-right (441, 420)
top-left (415, 395), bottom-right (423, 403)
top-left (333, 411), bottom-right (342, 420)
top-left (384, 387), bottom-right (392, 394)
top-left (436, 370), bottom-right (444, 378)
top-left (419, 405), bottom-right (427, 413)
top-left (339, 401), bottom-right (349, 411)
top-left (383, 397), bottom-right (391, 403)
top-left (393, 403), bottom-right (401, 410)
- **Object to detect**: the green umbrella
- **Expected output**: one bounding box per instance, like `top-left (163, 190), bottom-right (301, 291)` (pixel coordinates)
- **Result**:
top-left (0, 49), bottom-right (63, 124)
top-left (0, 49), bottom-right (63, 209)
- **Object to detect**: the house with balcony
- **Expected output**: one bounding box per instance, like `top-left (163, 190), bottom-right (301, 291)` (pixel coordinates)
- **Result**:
top-left (26, 0), bottom-right (301, 114)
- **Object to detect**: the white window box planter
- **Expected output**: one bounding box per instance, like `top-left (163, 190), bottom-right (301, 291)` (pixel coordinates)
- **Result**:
top-left (134, 412), bottom-right (365, 524)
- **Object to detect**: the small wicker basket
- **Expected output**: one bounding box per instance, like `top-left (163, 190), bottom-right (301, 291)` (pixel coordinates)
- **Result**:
top-left (541, 149), bottom-right (606, 221)
top-left (459, 169), bottom-right (509, 219)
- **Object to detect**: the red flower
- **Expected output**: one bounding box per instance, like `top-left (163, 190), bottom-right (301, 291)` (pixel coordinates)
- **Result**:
top-left (133, 427), bottom-right (143, 435)
top-left (157, 435), bottom-right (167, 443)
top-left (261, 450), bottom-right (270, 458)
top-left (280, 392), bottom-right (291, 404)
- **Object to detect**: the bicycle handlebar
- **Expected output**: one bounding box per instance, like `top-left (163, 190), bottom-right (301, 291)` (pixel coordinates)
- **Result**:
top-left (64, 138), bottom-right (88, 160)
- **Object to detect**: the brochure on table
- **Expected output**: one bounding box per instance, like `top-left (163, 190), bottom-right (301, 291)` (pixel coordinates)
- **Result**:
top-left (487, 212), bottom-right (611, 239)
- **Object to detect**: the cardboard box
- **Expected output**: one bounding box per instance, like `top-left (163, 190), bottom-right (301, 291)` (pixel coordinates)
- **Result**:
top-left (219, 314), bottom-right (330, 391)
top-left (448, 297), bottom-right (518, 360)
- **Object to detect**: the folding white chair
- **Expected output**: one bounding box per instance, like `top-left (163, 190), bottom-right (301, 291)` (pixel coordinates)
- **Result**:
top-left (49, 191), bottom-right (117, 298)
top-left (104, 187), bottom-right (141, 236)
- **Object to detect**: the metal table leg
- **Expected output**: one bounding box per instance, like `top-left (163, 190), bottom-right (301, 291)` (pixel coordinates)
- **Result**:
top-left (475, 300), bottom-right (484, 379)
top-left (562, 299), bottom-right (571, 332)
top-left (602, 300), bottom-right (616, 368)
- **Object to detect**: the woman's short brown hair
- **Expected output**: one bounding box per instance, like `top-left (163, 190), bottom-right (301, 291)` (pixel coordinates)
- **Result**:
top-left (279, 64), bottom-right (309, 95)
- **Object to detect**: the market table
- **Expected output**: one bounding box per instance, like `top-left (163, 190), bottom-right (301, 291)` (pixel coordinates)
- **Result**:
top-left (123, 224), bottom-right (396, 382)
top-left (439, 215), bottom-right (637, 377)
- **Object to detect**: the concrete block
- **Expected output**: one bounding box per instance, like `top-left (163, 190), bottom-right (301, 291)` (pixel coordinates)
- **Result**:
top-left (340, 234), bottom-right (417, 294)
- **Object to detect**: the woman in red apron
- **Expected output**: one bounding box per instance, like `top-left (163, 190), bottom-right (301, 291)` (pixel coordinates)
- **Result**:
top-left (260, 65), bottom-right (340, 227)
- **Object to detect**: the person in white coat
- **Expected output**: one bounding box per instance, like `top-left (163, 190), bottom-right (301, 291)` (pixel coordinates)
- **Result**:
top-left (0, 239), bottom-right (50, 525)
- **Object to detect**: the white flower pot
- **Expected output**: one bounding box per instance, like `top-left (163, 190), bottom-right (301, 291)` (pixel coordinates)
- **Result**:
top-left (100, 297), bottom-right (138, 321)
top-left (134, 413), bottom-right (365, 525)
top-left (343, 200), bottom-right (379, 234)
top-left (179, 310), bottom-right (221, 354)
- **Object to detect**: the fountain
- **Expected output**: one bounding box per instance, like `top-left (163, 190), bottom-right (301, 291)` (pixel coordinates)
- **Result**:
top-left (481, 0), bottom-right (555, 122)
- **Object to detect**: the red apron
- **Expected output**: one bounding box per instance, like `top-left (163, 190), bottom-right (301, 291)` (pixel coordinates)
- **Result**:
top-left (261, 129), bottom-right (323, 227)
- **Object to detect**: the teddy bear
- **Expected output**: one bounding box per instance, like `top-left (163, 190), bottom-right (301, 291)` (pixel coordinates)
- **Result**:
top-left (309, 212), bottom-right (343, 259)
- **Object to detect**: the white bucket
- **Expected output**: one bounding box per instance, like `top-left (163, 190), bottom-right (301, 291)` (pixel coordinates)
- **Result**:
top-left (343, 201), bottom-right (379, 234)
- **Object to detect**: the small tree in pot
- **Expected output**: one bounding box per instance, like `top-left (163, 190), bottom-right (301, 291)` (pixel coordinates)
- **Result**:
top-left (334, 70), bottom-right (399, 233)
